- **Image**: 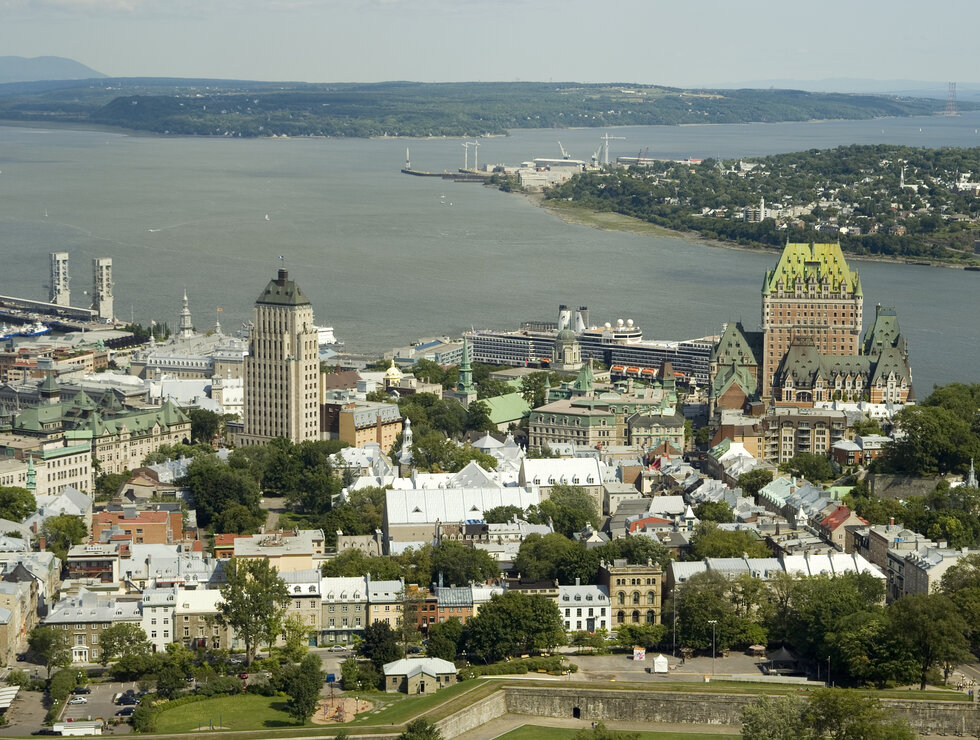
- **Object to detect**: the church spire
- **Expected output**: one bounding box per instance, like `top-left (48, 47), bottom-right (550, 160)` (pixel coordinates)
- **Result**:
top-left (456, 336), bottom-right (475, 396)
top-left (968, 458), bottom-right (978, 489)
top-left (178, 288), bottom-right (194, 339)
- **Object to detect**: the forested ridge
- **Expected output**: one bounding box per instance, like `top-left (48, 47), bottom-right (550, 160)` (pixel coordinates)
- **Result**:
top-left (0, 78), bottom-right (957, 137)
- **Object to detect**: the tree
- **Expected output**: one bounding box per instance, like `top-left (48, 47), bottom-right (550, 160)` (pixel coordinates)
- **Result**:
top-left (615, 624), bottom-right (666, 651)
top-left (825, 609), bottom-right (917, 688)
top-left (359, 621), bottom-right (403, 670)
top-left (0, 486), bottom-right (35, 522)
top-left (882, 405), bottom-right (977, 476)
top-left (430, 541), bottom-right (499, 587)
top-left (398, 718), bottom-right (443, 740)
top-left (462, 591), bottom-right (565, 663)
top-left (279, 614), bottom-right (311, 663)
top-left (27, 626), bottom-right (71, 678)
top-left (780, 452), bottom-right (833, 482)
top-left (693, 500), bottom-right (733, 523)
top-left (99, 623), bottom-right (152, 666)
top-left (155, 661), bottom-right (186, 698)
top-left (527, 484), bottom-right (598, 538)
top-left (888, 593), bottom-right (970, 689)
top-left (850, 417), bottom-right (884, 437)
top-left (217, 558), bottom-right (289, 664)
top-left (737, 469), bottom-right (773, 497)
top-left (741, 695), bottom-right (807, 740)
top-left (188, 408), bottom-right (222, 444)
top-left (427, 617), bottom-right (464, 661)
top-left (285, 653), bottom-right (323, 723)
top-left (689, 522), bottom-right (769, 559)
top-left (464, 400), bottom-right (496, 434)
top-left (185, 454), bottom-right (263, 530)
top-left (483, 505), bottom-right (524, 524)
top-left (40, 514), bottom-right (87, 561)
top-left (594, 536), bottom-right (672, 569)
top-left (804, 688), bottom-right (915, 740)
top-left (514, 533), bottom-right (599, 585)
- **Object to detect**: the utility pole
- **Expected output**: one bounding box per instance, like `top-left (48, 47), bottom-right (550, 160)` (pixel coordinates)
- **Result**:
top-left (708, 620), bottom-right (717, 676)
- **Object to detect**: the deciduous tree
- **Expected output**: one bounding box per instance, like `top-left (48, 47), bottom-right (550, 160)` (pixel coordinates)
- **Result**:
top-left (99, 623), bottom-right (152, 666)
top-left (217, 558), bottom-right (289, 664)
top-left (27, 626), bottom-right (71, 678)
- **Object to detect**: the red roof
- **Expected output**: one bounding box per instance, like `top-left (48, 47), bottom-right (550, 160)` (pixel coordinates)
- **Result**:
top-left (213, 533), bottom-right (248, 548)
top-left (628, 516), bottom-right (672, 533)
top-left (820, 505), bottom-right (854, 532)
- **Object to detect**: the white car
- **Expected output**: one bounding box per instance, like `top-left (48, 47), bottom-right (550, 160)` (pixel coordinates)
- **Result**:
top-left (67, 697), bottom-right (87, 705)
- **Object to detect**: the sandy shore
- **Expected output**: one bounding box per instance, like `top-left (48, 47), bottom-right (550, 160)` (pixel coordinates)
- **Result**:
top-left (519, 191), bottom-right (969, 270)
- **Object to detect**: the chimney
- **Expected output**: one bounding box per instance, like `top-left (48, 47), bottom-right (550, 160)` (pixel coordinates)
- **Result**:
top-left (889, 517), bottom-right (895, 527)
top-left (575, 577), bottom-right (580, 586)
top-left (277, 269), bottom-right (288, 285)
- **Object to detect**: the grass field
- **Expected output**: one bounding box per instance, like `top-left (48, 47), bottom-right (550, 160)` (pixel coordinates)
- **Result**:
top-left (496, 726), bottom-right (739, 740)
top-left (152, 694), bottom-right (307, 733)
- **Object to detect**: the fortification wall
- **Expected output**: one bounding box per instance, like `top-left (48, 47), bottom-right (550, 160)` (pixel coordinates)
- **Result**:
top-left (502, 686), bottom-right (980, 736)
top-left (436, 690), bottom-right (508, 739)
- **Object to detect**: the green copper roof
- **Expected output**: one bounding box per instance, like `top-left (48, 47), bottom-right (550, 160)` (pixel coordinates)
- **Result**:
top-left (863, 305), bottom-right (906, 358)
top-left (256, 269), bottom-right (310, 307)
top-left (712, 322), bottom-right (761, 366)
top-left (572, 363), bottom-right (595, 393)
top-left (481, 393), bottom-right (531, 425)
top-left (711, 361), bottom-right (758, 400)
top-left (764, 242), bottom-right (861, 296)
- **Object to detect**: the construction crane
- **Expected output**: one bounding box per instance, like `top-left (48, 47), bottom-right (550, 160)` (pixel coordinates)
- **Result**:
top-left (558, 141), bottom-right (570, 160)
top-left (599, 133), bottom-right (626, 166)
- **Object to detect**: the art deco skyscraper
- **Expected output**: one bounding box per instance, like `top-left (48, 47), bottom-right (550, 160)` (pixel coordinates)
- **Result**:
top-left (240, 269), bottom-right (320, 445)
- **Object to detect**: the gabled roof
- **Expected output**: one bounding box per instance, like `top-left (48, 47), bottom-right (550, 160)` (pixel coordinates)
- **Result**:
top-left (711, 322), bottom-right (761, 366)
top-left (383, 657), bottom-right (456, 678)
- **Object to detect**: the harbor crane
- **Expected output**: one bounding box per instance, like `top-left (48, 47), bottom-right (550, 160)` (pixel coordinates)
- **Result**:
top-left (558, 141), bottom-right (570, 159)
top-left (599, 133), bottom-right (626, 166)
top-left (462, 140), bottom-right (480, 171)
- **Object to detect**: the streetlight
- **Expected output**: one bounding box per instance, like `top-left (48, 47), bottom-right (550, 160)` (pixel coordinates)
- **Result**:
top-left (827, 656), bottom-right (832, 687)
top-left (707, 620), bottom-right (718, 676)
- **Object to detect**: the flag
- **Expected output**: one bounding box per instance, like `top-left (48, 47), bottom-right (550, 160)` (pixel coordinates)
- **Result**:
top-left (217, 307), bottom-right (223, 312)
top-left (150, 320), bottom-right (157, 326)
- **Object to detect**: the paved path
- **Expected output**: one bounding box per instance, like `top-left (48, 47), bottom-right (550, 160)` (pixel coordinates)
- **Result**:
top-left (454, 715), bottom-right (739, 740)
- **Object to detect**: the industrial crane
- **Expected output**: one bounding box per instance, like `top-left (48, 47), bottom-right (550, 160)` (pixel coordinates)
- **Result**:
top-left (558, 141), bottom-right (570, 160)
top-left (599, 133), bottom-right (626, 166)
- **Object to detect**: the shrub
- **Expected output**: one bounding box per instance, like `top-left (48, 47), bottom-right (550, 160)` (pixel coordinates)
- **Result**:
top-left (130, 703), bottom-right (157, 733)
top-left (196, 675), bottom-right (243, 697)
top-left (48, 668), bottom-right (77, 704)
top-left (5, 669), bottom-right (29, 686)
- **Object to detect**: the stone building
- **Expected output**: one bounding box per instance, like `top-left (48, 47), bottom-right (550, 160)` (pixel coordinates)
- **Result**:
top-left (240, 269), bottom-right (320, 445)
top-left (598, 559), bottom-right (664, 628)
top-left (383, 657), bottom-right (457, 694)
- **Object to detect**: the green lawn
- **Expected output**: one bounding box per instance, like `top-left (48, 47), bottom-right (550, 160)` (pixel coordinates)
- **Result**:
top-left (497, 726), bottom-right (739, 740)
top-left (153, 694), bottom-right (307, 733)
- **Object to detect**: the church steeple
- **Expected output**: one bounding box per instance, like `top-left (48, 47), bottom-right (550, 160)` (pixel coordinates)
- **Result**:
top-left (178, 289), bottom-right (194, 339)
top-left (968, 458), bottom-right (978, 489)
top-left (452, 336), bottom-right (478, 407)
top-left (457, 337), bottom-right (475, 394)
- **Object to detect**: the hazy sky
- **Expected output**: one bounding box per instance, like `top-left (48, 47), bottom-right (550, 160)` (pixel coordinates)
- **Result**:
top-left (2, 0), bottom-right (978, 87)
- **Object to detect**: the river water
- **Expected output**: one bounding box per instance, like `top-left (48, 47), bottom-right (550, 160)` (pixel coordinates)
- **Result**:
top-left (1, 113), bottom-right (979, 391)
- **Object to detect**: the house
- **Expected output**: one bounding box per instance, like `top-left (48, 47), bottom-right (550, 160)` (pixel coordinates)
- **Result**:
top-left (321, 576), bottom-right (368, 645)
top-left (558, 581), bottom-right (610, 633)
top-left (817, 505), bottom-right (867, 551)
top-left (598, 559), bottom-right (664, 628)
top-left (383, 657), bottom-right (457, 694)
top-left (44, 589), bottom-right (142, 662)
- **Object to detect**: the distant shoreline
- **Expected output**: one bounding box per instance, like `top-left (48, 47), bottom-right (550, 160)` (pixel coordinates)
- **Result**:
top-left (520, 191), bottom-right (966, 270)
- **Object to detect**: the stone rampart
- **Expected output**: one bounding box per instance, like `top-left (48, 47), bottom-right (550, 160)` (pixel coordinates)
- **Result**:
top-left (502, 686), bottom-right (980, 736)
top-left (436, 689), bottom-right (508, 739)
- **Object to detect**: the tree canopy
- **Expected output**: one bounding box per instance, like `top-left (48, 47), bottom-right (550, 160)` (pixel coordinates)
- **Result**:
top-left (217, 558), bottom-right (289, 664)
top-left (462, 591), bottom-right (565, 663)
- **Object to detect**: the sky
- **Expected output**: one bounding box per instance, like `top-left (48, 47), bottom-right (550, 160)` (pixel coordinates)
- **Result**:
top-left (2, 0), bottom-right (979, 88)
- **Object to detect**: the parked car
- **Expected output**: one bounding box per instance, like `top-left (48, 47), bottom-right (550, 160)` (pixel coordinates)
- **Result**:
top-left (328, 645), bottom-right (347, 652)
top-left (31, 729), bottom-right (57, 736)
top-left (16, 653), bottom-right (27, 662)
top-left (67, 697), bottom-right (87, 705)
top-left (116, 707), bottom-right (136, 717)
top-left (117, 696), bottom-right (140, 706)
top-left (237, 673), bottom-right (248, 680)
top-left (72, 687), bottom-right (92, 695)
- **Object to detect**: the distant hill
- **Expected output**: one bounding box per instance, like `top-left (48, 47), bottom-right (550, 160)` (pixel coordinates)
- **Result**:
top-left (0, 79), bottom-right (968, 138)
top-left (0, 56), bottom-right (105, 84)
top-left (713, 78), bottom-right (980, 102)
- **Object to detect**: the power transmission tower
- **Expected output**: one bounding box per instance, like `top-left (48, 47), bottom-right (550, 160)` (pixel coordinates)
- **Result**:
top-left (945, 82), bottom-right (958, 117)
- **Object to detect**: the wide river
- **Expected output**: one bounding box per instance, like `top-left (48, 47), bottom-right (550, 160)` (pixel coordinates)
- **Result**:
top-left (2, 113), bottom-right (980, 391)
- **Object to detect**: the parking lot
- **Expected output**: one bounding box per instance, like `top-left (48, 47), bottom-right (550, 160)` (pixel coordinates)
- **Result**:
top-left (56, 681), bottom-right (136, 734)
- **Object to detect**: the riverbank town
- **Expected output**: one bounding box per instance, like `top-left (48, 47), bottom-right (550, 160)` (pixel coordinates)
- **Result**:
top-left (0, 240), bottom-right (976, 739)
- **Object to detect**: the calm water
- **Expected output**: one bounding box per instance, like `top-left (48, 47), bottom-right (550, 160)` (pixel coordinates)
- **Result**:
top-left (2, 113), bottom-right (980, 391)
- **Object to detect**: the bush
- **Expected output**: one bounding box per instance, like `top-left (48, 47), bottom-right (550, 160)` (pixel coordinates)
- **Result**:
top-left (48, 668), bottom-right (77, 704)
top-left (130, 703), bottom-right (157, 733)
top-left (5, 669), bottom-right (29, 686)
top-left (195, 675), bottom-right (244, 697)
top-left (459, 655), bottom-right (573, 679)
